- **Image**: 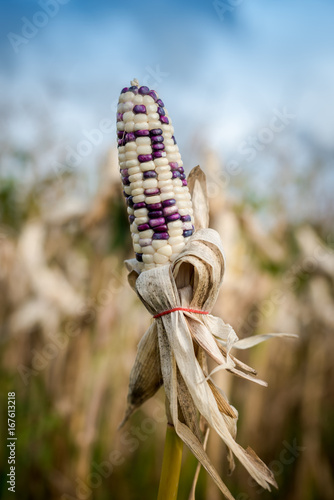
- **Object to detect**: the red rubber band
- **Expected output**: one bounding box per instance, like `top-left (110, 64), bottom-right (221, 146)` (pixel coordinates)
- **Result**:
top-left (153, 307), bottom-right (209, 319)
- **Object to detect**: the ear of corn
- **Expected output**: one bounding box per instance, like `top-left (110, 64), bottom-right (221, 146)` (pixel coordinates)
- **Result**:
top-left (117, 79), bottom-right (194, 271)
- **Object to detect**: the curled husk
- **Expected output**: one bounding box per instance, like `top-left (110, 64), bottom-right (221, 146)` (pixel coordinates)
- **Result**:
top-left (121, 166), bottom-right (295, 499)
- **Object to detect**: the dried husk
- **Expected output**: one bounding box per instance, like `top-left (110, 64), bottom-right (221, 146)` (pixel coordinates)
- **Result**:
top-left (122, 166), bottom-right (296, 499)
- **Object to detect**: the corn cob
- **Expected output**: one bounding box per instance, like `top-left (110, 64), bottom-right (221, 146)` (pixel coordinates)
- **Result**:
top-left (116, 79), bottom-right (194, 271)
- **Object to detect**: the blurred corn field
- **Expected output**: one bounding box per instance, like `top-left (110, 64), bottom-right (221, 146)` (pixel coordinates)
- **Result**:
top-left (0, 143), bottom-right (334, 500)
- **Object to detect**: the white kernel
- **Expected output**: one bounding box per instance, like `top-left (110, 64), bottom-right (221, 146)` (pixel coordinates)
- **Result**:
top-left (152, 240), bottom-right (168, 250)
top-left (123, 186), bottom-right (131, 195)
top-left (143, 95), bottom-right (155, 104)
top-left (156, 166), bottom-right (170, 174)
top-left (125, 142), bottom-right (137, 151)
top-left (146, 104), bottom-right (157, 113)
top-left (160, 183), bottom-right (173, 193)
top-left (178, 160), bottom-right (183, 167)
top-left (183, 222), bottom-right (193, 230)
top-left (172, 178), bottom-right (183, 187)
top-left (173, 186), bottom-right (183, 193)
top-left (158, 172), bottom-right (172, 181)
top-left (175, 192), bottom-right (190, 201)
top-left (117, 104), bottom-right (124, 113)
top-left (134, 244), bottom-right (141, 253)
top-left (176, 201), bottom-right (188, 209)
top-left (148, 112), bottom-right (159, 121)
top-left (140, 229), bottom-right (154, 239)
top-left (140, 161), bottom-right (156, 171)
top-left (164, 138), bottom-right (174, 146)
top-left (142, 254), bottom-right (154, 264)
top-left (159, 179), bottom-right (173, 188)
top-left (169, 228), bottom-right (183, 238)
top-left (136, 137), bottom-right (151, 145)
top-left (171, 242), bottom-right (186, 254)
top-left (118, 95), bottom-right (125, 103)
top-left (168, 154), bottom-right (181, 162)
top-left (137, 145), bottom-right (152, 155)
top-left (134, 122), bottom-right (148, 131)
top-left (126, 159), bottom-right (140, 169)
top-left (165, 145), bottom-right (178, 153)
top-left (168, 220), bottom-right (182, 229)
top-left (117, 122), bottom-right (125, 131)
top-left (131, 181), bottom-right (143, 189)
top-left (142, 245), bottom-right (155, 255)
top-left (125, 151), bottom-right (137, 160)
top-left (130, 222), bottom-right (138, 234)
top-left (134, 208), bottom-right (148, 217)
top-left (160, 191), bottom-right (174, 201)
top-left (123, 101), bottom-right (134, 111)
top-left (118, 154), bottom-right (126, 162)
top-left (124, 122), bottom-right (135, 132)
top-left (133, 95), bottom-right (144, 104)
top-left (146, 195), bottom-right (161, 204)
top-left (153, 253), bottom-right (169, 264)
top-left (168, 235), bottom-right (184, 249)
top-left (133, 194), bottom-right (145, 203)
top-left (136, 216), bottom-right (148, 225)
top-left (124, 92), bottom-right (134, 101)
top-left (157, 244), bottom-right (172, 257)
top-left (123, 111), bottom-right (135, 122)
top-left (132, 188), bottom-right (144, 196)
top-left (139, 238), bottom-right (151, 246)
top-left (149, 121), bottom-right (162, 129)
top-left (161, 124), bottom-right (172, 133)
top-left (128, 166), bottom-right (141, 175)
top-left (134, 113), bottom-right (147, 123)
top-left (144, 263), bottom-right (156, 270)
top-left (127, 207), bottom-right (134, 214)
top-left (143, 179), bottom-right (158, 189)
top-left (179, 208), bottom-right (190, 216)
top-left (129, 172), bottom-right (143, 182)
top-left (118, 146), bottom-right (125, 154)
top-left (154, 158), bottom-right (169, 167)
top-left (132, 233), bottom-right (139, 243)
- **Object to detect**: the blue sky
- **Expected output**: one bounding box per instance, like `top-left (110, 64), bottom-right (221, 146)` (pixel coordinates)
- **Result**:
top-left (0, 0), bottom-right (333, 209)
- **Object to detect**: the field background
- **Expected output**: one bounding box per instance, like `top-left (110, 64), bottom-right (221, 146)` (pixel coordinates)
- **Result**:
top-left (0, 1), bottom-right (334, 499)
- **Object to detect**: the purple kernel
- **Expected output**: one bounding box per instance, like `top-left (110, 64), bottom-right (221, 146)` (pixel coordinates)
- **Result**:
top-left (121, 87), bottom-right (129, 94)
top-left (150, 128), bottom-right (163, 136)
top-left (138, 154), bottom-right (153, 162)
top-left (117, 131), bottom-right (125, 139)
top-left (180, 173), bottom-right (186, 180)
top-left (181, 215), bottom-right (191, 222)
top-left (138, 223), bottom-right (150, 231)
top-left (149, 217), bottom-right (165, 228)
top-left (135, 130), bottom-right (150, 137)
top-left (169, 162), bottom-right (178, 169)
top-left (123, 190), bottom-right (129, 198)
top-left (135, 253), bottom-right (143, 262)
top-left (160, 116), bottom-right (169, 125)
top-left (122, 176), bottom-right (130, 186)
top-left (154, 224), bottom-right (168, 232)
top-left (183, 229), bottom-right (193, 238)
top-left (133, 202), bottom-right (146, 210)
top-left (117, 139), bottom-right (124, 147)
top-left (143, 170), bottom-right (157, 179)
top-left (128, 215), bottom-right (135, 224)
top-left (148, 90), bottom-right (158, 101)
top-left (151, 135), bottom-right (164, 143)
top-left (125, 132), bottom-right (136, 142)
top-left (152, 232), bottom-right (169, 240)
top-left (157, 107), bottom-right (165, 116)
top-left (162, 199), bottom-right (176, 207)
top-left (172, 171), bottom-right (181, 179)
top-left (152, 143), bottom-right (165, 151)
top-left (182, 180), bottom-right (188, 186)
top-left (172, 135), bottom-right (177, 144)
top-left (166, 213), bottom-right (181, 223)
top-left (121, 168), bottom-right (128, 176)
top-left (127, 196), bottom-right (134, 207)
top-left (144, 188), bottom-right (160, 196)
top-left (117, 112), bottom-right (123, 121)
top-left (178, 166), bottom-right (184, 173)
top-left (153, 152), bottom-right (164, 158)
top-left (133, 104), bottom-right (146, 114)
top-left (163, 206), bottom-right (178, 216)
top-left (139, 86), bottom-right (150, 95)
top-left (147, 203), bottom-right (162, 211)
top-left (157, 99), bottom-right (164, 107)
top-left (148, 210), bottom-right (163, 219)
top-left (129, 86), bottom-right (138, 94)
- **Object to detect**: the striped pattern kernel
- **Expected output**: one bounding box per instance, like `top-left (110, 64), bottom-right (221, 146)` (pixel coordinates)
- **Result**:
top-left (117, 80), bottom-right (194, 270)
